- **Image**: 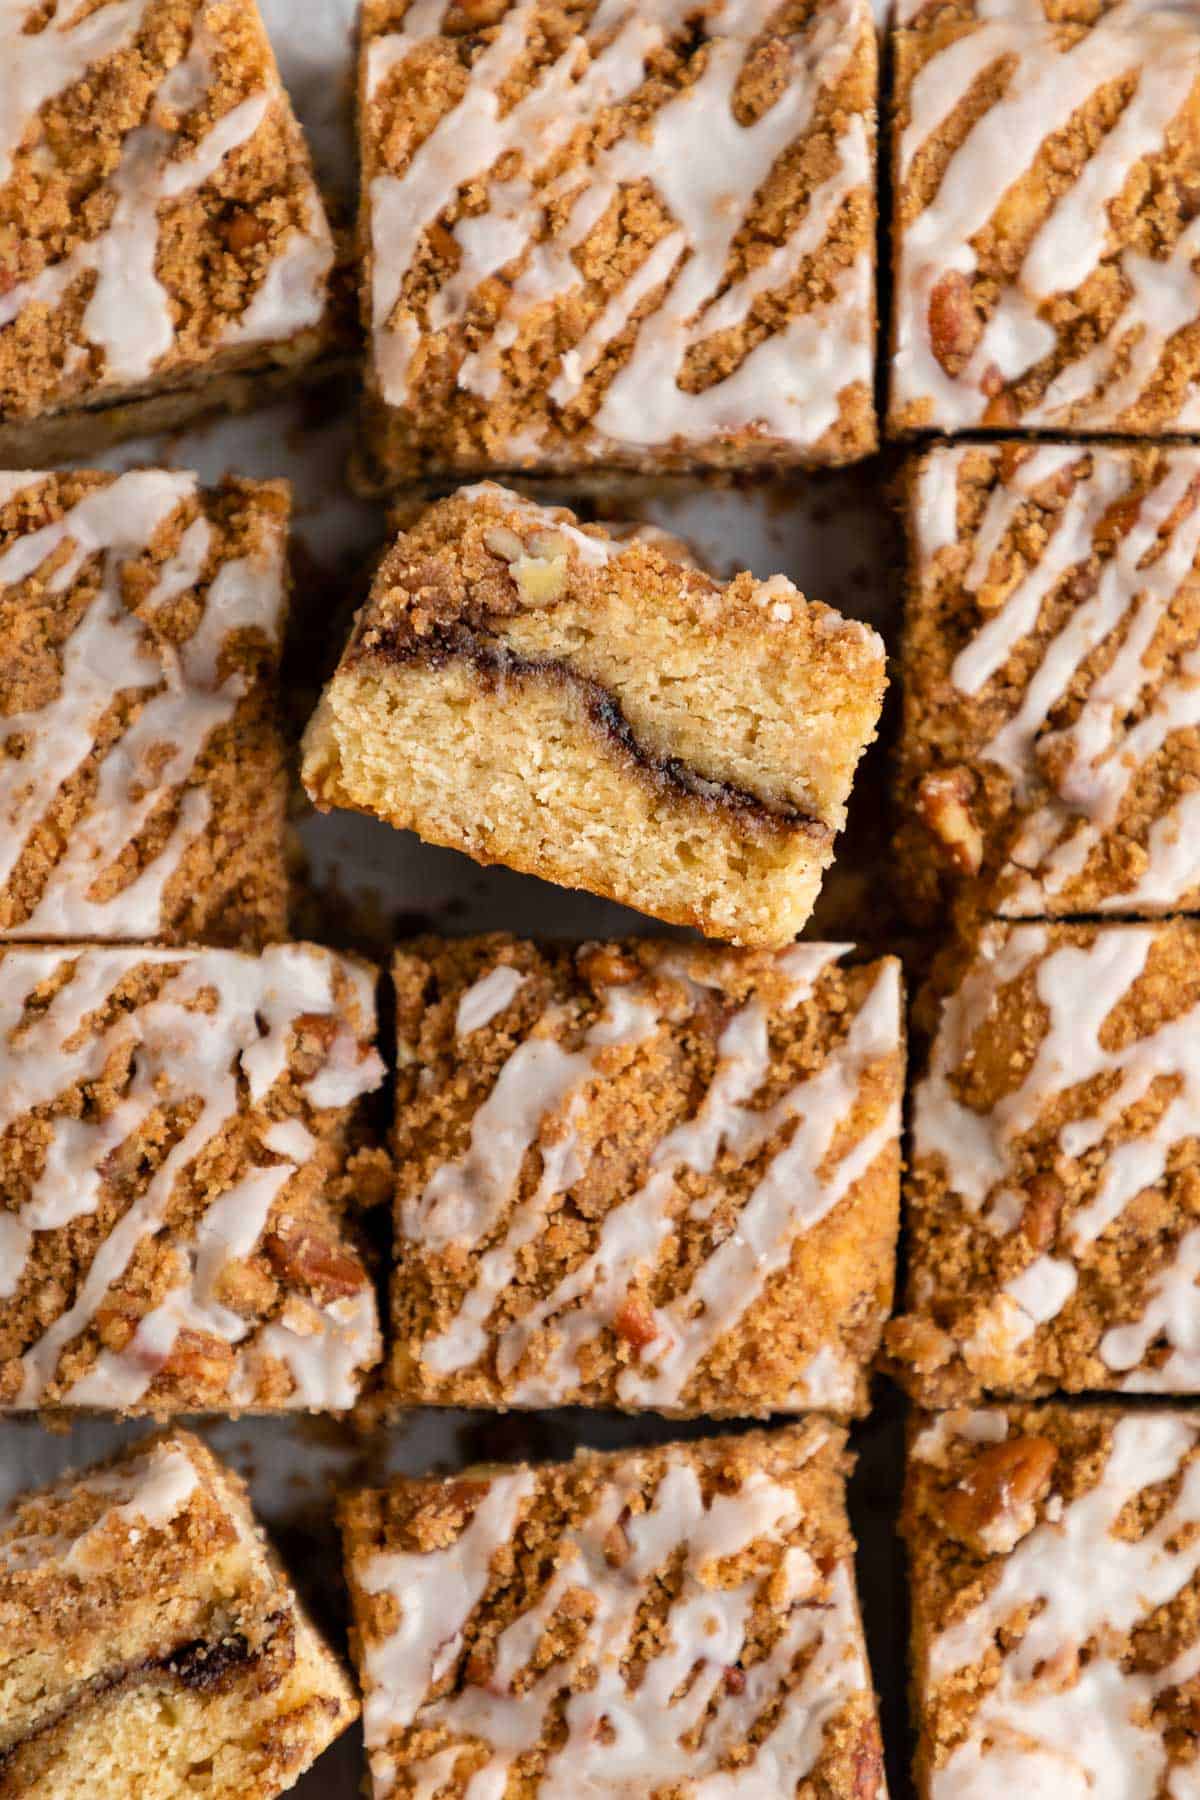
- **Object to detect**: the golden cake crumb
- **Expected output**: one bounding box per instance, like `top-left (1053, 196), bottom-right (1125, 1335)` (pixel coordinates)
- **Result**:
top-left (301, 483), bottom-right (887, 948)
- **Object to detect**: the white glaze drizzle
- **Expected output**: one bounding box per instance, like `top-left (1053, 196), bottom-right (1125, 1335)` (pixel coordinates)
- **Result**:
top-left (0, 943), bottom-right (383, 1411)
top-left (894, 1), bottom-right (1200, 430)
top-left (367, 0), bottom-right (873, 458)
top-left (0, 469), bottom-right (287, 939)
top-left (0, 4), bottom-right (333, 392)
top-left (914, 920), bottom-right (1200, 1387)
top-left (918, 445), bottom-right (1200, 913)
top-left (0, 1439), bottom-right (199, 1576)
top-left (922, 1412), bottom-right (1200, 1800)
top-left (455, 965), bottom-right (529, 1038)
top-left (404, 945), bottom-right (900, 1407)
top-left (359, 1435), bottom-right (870, 1799)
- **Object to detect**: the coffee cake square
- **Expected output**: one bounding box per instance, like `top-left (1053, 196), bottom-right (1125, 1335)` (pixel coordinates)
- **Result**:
top-left (895, 442), bottom-right (1200, 923)
top-left (0, 468), bottom-right (290, 946)
top-left (0, 942), bottom-right (385, 1415)
top-left (301, 483), bottom-right (887, 949)
top-left (389, 933), bottom-right (903, 1417)
top-left (889, 0), bottom-right (1200, 437)
top-left (341, 1420), bottom-right (887, 1798)
top-left (905, 1403), bottom-right (1200, 1799)
top-left (888, 917), bottom-right (1200, 1405)
top-left (0, 0), bottom-right (336, 462)
top-left (358, 0), bottom-right (878, 483)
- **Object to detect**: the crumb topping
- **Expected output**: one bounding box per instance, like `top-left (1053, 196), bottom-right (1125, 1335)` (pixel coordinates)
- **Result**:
top-left (344, 1423), bottom-right (883, 1797)
top-left (360, 0), bottom-right (877, 473)
top-left (907, 1404), bottom-right (1200, 1800)
top-left (391, 934), bottom-right (902, 1416)
top-left (0, 0), bottom-right (334, 423)
top-left (891, 0), bottom-right (1200, 433)
top-left (0, 942), bottom-right (384, 1414)
top-left (889, 918), bottom-right (1200, 1402)
top-left (0, 467), bottom-right (288, 942)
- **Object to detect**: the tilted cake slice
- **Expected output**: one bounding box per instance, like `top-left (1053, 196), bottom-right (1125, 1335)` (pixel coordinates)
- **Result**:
top-left (0, 941), bottom-right (386, 1415)
top-left (0, 1429), bottom-right (357, 1798)
top-left (341, 1421), bottom-right (887, 1798)
top-left (301, 483), bottom-right (887, 948)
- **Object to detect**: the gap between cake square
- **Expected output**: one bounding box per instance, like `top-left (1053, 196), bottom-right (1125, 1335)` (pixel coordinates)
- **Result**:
top-left (0, 1428), bottom-right (358, 1798)
top-left (894, 441), bottom-right (1200, 925)
top-left (356, 0), bottom-right (879, 485)
top-left (904, 1401), bottom-right (1200, 1799)
top-left (0, 940), bottom-right (387, 1416)
top-left (388, 933), bottom-right (903, 1418)
top-left (0, 467), bottom-right (293, 947)
top-left (888, 0), bottom-right (1200, 438)
top-left (340, 1418), bottom-right (888, 1798)
top-left (301, 483), bottom-right (888, 949)
top-left (887, 915), bottom-right (1200, 1406)
top-left (0, 0), bottom-right (339, 465)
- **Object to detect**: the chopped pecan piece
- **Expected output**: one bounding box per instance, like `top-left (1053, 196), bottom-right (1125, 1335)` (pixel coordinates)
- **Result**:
top-left (612, 1296), bottom-right (657, 1350)
top-left (1021, 1173), bottom-right (1066, 1251)
top-left (917, 768), bottom-right (984, 876)
top-left (942, 1435), bottom-right (1058, 1555)
top-left (263, 1228), bottom-right (367, 1303)
top-left (928, 271), bottom-right (982, 374)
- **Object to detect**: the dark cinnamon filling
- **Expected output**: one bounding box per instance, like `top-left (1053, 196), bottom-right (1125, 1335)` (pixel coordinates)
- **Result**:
top-left (0, 1615), bottom-right (284, 1779)
top-left (350, 618), bottom-right (829, 843)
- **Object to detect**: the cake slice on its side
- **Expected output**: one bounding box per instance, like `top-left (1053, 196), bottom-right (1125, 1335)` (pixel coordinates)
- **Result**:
top-left (301, 484), bottom-right (887, 948)
top-left (0, 1430), bottom-right (357, 1799)
top-left (341, 1420), bottom-right (887, 1799)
